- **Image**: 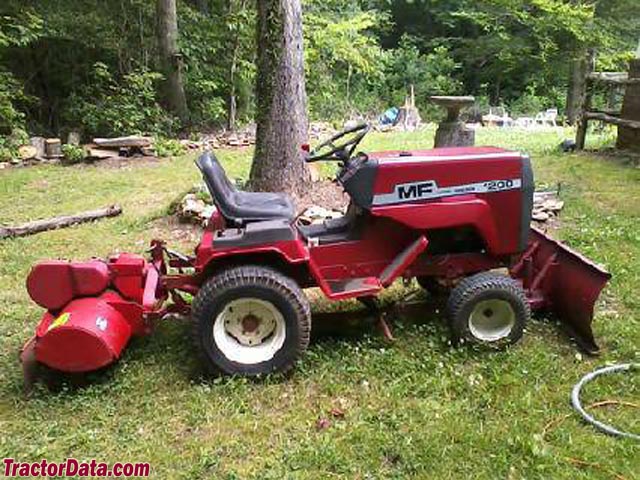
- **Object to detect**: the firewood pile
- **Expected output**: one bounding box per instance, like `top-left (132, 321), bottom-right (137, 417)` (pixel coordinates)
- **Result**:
top-left (176, 183), bottom-right (345, 228)
top-left (199, 125), bottom-right (257, 150)
top-left (532, 191), bottom-right (564, 222)
top-left (298, 206), bottom-right (344, 225)
top-left (1, 122), bottom-right (343, 169)
top-left (1, 135), bottom-right (159, 168)
top-left (179, 193), bottom-right (217, 226)
top-left (84, 136), bottom-right (154, 160)
top-left (0, 137), bottom-right (59, 169)
top-left (196, 122), bottom-right (336, 151)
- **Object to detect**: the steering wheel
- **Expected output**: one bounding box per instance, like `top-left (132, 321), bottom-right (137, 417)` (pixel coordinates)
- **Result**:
top-left (305, 123), bottom-right (370, 162)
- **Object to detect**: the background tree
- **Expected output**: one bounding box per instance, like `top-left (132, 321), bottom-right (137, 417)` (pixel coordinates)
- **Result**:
top-left (249, 0), bottom-right (309, 195)
top-left (156, 0), bottom-right (189, 123)
top-left (0, 0), bottom-right (639, 152)
top-left (226, 0), bottom-right (250, 130)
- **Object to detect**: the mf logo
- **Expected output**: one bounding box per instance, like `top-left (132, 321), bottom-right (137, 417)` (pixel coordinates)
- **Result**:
top-left (396, 181), bottom-right (437, 200)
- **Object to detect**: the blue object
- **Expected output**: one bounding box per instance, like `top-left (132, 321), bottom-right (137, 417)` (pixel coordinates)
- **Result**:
top-left (379, 107), bottom-right (399, 125)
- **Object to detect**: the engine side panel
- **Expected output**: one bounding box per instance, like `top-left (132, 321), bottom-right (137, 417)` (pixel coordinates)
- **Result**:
top-left (366, 148), bottom-right (532, 255)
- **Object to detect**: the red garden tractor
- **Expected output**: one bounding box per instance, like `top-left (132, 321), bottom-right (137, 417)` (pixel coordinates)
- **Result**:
top-left (21, 124), bottom-right (611, 381)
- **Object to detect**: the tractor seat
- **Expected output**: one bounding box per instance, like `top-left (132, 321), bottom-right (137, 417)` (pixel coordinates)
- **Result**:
top-left (195, 152), bottom-right (296, 226)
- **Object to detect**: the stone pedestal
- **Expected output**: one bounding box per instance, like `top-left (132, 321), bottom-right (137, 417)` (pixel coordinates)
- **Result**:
top-left (429, 96), bottom-right (476, 148)
top-left (434, 122), bottom-right (475, 147)
top-left (617, 59), bottom-right (640, 152)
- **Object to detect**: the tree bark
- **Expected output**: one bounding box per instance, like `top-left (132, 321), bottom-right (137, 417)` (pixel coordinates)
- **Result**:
top-left (616, 59), bottom-right (640, 152)
top-left (566, 50), bottom-right (595, 125)
top-left (250, 0), bottom-right (310, 196)
top-left (566, 56), bottom-right (586, 125)
top-left (156, 0), bottom-right (189, 123)
top-left (0, 205), bottom-right (122, 239)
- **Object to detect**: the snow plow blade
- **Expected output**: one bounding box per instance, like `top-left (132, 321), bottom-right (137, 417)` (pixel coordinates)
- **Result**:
top-left (510, 227), bottom-right (611, 354)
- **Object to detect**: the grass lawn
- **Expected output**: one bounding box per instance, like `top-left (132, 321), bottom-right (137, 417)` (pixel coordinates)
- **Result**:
top-left (0, 127), bottom-right (638, 479)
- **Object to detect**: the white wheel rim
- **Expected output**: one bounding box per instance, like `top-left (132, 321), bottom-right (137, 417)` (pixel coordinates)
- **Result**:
top-left (468, 299), bottom-right (516, 342)
top-left (213, 297), bottom-right (286, 364)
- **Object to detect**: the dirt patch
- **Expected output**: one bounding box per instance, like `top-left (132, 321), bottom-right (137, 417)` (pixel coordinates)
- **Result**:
top-left (293, 180), bottom-right (349, 212)
top-left (148, 215), bottom-right (203, 251)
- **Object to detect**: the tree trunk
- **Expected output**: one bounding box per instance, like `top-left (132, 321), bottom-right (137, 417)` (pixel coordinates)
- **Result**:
top-left (156, 0), bottom-right (189, 123)
top-left (250, 0), bottom-right (309, 195)
top-left (566, 50), bottom-right (596, 125)
top-left (566, 55), bottom-right (586, 125)
top-left (227, 0), bottom-right (247, 131)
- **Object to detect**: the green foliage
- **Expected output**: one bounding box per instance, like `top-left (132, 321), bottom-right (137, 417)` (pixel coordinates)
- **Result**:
top-left (384, 36), bottom-right (463, 119)
top-left (0, 9), bottom-right (42, 135)
top-left (0, 10), bottom-right (43, 48)
top-left (65, 63), bottom-right (179, 137)
top-left (60, 143), bottom-right (85, 164)
top-left (508, 86), bottom-right (547, 117)
top-left (0, 70), bottom-right (28, 134)
top-left (179, 4), bottom-right (248, 128)
top-left (304, 2), bottom-right (387, 119)
top-left (0, 126), bottom-right (28, 162)
top-left (154, 137), bottom-right (186, 158)
top-left (1, 0), bottom-right (639, 133)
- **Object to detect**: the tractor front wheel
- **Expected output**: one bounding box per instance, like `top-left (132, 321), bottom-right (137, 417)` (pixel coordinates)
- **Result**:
top-left (191, 266), bottom-right (311, 376)
top-left (446, 272), bottom-right (530, 348)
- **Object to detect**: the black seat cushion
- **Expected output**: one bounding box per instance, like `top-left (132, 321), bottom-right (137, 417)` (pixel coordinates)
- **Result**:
top-left (196, 152), bottom-right (296, 225)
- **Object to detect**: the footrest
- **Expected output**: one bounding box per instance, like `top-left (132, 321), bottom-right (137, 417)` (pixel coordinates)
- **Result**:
top-left (326, 277), bottom-right (382, 299)
top-left (379, 235), bottom-right (428, 286)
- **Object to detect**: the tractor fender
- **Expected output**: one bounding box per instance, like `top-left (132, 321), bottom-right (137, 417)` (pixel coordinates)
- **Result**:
top-left (198, 242), bottom-right (313, 287)
top-left (372, 198), bottom-right (501, 255)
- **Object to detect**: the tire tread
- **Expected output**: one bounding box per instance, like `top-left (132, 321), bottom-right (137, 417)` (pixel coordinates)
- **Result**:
top-left (191, 265), bottom-right (311, 376)
top-left (446, 272), bottom-right (530, 346)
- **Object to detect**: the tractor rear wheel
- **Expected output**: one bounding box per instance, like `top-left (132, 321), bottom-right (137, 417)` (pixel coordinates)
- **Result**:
top-left (191, 266), bottom-right (311, 376)
top-left (446, 272), bottom-right (530, 348)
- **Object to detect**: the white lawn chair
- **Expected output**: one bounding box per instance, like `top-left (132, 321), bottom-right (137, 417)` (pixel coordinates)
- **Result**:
top-left (482, 107), bottom-right (514, 127)
top-left (535, 109), bottom-right (558, 128)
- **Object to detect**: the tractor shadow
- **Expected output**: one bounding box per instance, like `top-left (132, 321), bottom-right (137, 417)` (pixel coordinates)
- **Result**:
top-left (310, 290), bottom-right (449, 344)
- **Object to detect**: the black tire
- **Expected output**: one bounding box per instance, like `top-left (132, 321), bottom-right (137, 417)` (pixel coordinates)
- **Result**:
top-left (446, 272), bottom-right (530, 348)
top-left (191, 266), bottom-right (311, 376)
top-left (416, 276), bottom-right (450, 296)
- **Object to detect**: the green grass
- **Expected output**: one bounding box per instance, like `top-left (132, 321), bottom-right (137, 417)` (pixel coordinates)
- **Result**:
top-left (0, 127), bottom-right (638, 479)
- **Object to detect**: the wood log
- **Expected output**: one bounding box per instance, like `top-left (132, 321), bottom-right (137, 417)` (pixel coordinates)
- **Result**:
top-left (0, 205), bottom-right (122, 239)
top-left (84, 146), bottom-right (118, 159)
top-left (584, 111), bottom-right (640, 130)
top-left (18, 145), bottom-right (38, 160)
top-left (45, 138), bottom-right (62, 158)
top-left (29, 137), bottom-right (46, 158)
top-left (588, 72), bottom-right (640, 86)
top-left (93, 136), bottom-right (152, 149)
top-left (67, 131), bottom-right (81, 146)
